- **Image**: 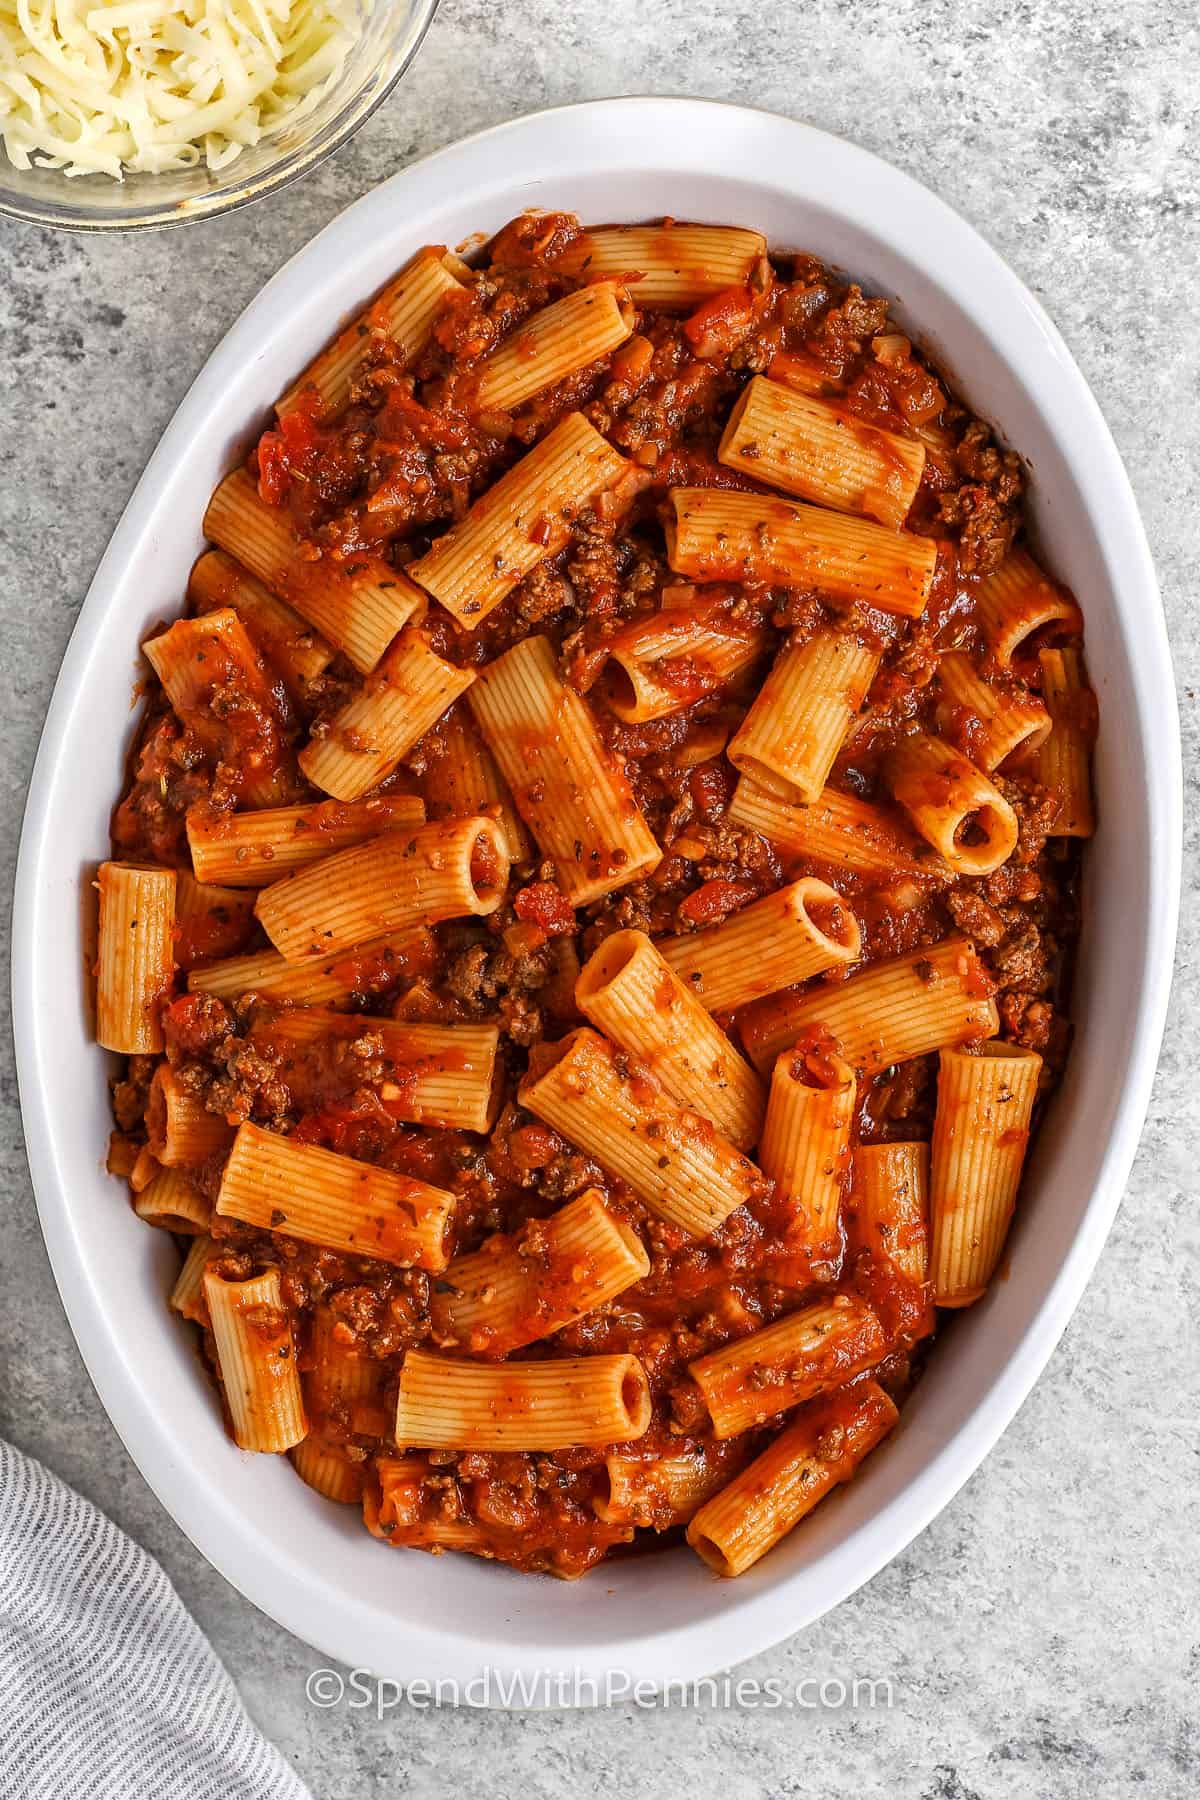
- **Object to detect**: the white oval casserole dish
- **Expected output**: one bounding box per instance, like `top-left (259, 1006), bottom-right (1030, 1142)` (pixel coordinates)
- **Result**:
top-left (12, 98), bottom-right (1180, 1693)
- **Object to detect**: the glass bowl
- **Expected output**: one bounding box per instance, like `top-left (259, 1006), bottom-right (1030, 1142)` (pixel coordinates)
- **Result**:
top-left (0, 0), bottom-right (439, 232)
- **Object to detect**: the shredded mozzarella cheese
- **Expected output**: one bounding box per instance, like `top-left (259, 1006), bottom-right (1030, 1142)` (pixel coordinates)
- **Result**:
top-left (0, 0), bottom-right (363, 179)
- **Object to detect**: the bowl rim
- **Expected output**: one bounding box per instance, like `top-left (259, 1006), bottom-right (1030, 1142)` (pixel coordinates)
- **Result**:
top-left (11, 95), bottom-right (1181, 1695)
top-left (0, 0), bottom-right (440, 233)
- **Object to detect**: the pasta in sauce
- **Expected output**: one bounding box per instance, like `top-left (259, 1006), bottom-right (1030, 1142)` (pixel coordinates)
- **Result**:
top-left (98, 213), bottom-right (1094, 1580)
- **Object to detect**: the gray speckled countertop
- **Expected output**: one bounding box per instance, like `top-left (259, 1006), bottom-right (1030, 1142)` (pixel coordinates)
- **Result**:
top-left (1, 3), bottom-right (1197, 1794)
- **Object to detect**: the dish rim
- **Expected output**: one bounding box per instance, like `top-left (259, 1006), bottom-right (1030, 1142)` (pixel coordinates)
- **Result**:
top-left (11, 95), bottom-right (1181, 1693)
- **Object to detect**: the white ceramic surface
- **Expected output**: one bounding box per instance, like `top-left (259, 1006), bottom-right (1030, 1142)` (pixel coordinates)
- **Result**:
top-left (12, 98), bottom-right (1180, 1695)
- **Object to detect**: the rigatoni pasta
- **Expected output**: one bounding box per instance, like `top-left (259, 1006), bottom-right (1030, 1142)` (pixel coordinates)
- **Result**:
top-left (204, 467), bottom-right (423, 672)
top-left (276, 247), bottom-right (463, 421)
top-left (394, 1348), bottom-right (652, 1450)
top-left (431, 1188), bottom-right (649, 1353)
top-left (936, 651), bottom-right (1051, 772)
top-left (686, 1382), bottom-right (898, 1575)
top-left (146, 1065), bottom-right (232, 1169)
top-left (216, 1122), bottom-right (455, 1271)
top-left (519, 1028), bottom-right (765, 1238)
top-left (408, 414), bottom-right (630, 628)
top-left (766, 347), bottom-right (843, 397)
top-left (575, 929), bottom-right (765, 1148)
top-left (930, 1044), bottom-right (1042, 1306)
top-left (727, 629), bottom-right (879, 803)
top-left (468, 634), bottom-right (661, 904)
top-left (974, 548), bottom-right (1082, 667)
top-left (143, 608), bottom-right (292, 808)
top-left (726, 776), bottom-right (950, 884)
top-left (255, 814), bottom-right (509, 961)
top-left (187, 932), bottom-right (427, 1009)
top-left (593, 1447), bottom-right (744, 1529)
top-left (187, 549), bottom-right (335, 701)
top-left (742, 936), bottom-right (999, 1075)
top-left (885, 732), bottom-right (1019, 876)
top-left (848, 1142), bottom-right (930, 1287)
top-left (689, 1294), bottom-right (890, 1438)
top-left (596, 601), bottom-right (765, 723)
top-left (307, 1304), bottom-right (389, 1439)
top-left (759, 1044), bottom-right (856, 1259)
top-left (171, 871), bottom-right (255, 969)
top-left (298, 628), bottom-right (474, 802)
top-left (145, 1072), bottom-right (230, 1173)
top-left (290, 1437), bottom-right (365, 1505)
top-left (186, 795), bottom-right (426, 888)
top-left (142, 605), bottom-right (294, 792)
top-left (364, 1467), bottom-right (497, 1557)
top-left (421, 702), bottom-right (532, 865)
top-left (203, 1267), bottom-right (307, 1454)
top-left (470, 282), bottom-right (635, 412)
top-left (1037, 648), bottom-right (1096, 836)
top-left (133, 1167), bottom-right (212, 1235)
top-left (657, 878), bottom-right (860, 1015)
top-left (142, 607), bottom-right (268, 717)
top-left (98, 210), bottom-right (1093, 1583)
top-left (666, 488), bottom-right (938, 618)
top-left (718, 376), bottom-right (926, 528)
top-left (95, 862), bottom-right (175, 1055)
top-left (169, 1235), bottom-right (215, 1325)
top-left (251, 1008), bottom-right (501, 1133)
top-left (557, 223), bottom-right (766, 305)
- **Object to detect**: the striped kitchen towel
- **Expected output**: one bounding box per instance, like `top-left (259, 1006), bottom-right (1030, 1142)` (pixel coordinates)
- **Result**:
top-left (0, 1438), bottom-right (311, 1800)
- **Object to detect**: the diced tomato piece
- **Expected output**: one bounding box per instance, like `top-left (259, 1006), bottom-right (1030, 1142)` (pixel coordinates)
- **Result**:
top-left (377, 386), bottom-right (470, 451)
top-left (683, 285), bottom-right (755, 355)
top-left (161, 992), bottom-right (230, 1056)
top-left (676, 879), bottom-right (755, 928)
top-left (508, 1122), bottom-right (560, 1172)
top-left (688, 761), bottom-right (733, 820)
top-left (292, 1102), bottom-right (392, 1158)
top-left (513, 881), bottom-right (576, 936)
top-left (255, 407), bottom-right (334, 504)
top-left (255, 429), bottom-right (291, 505)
